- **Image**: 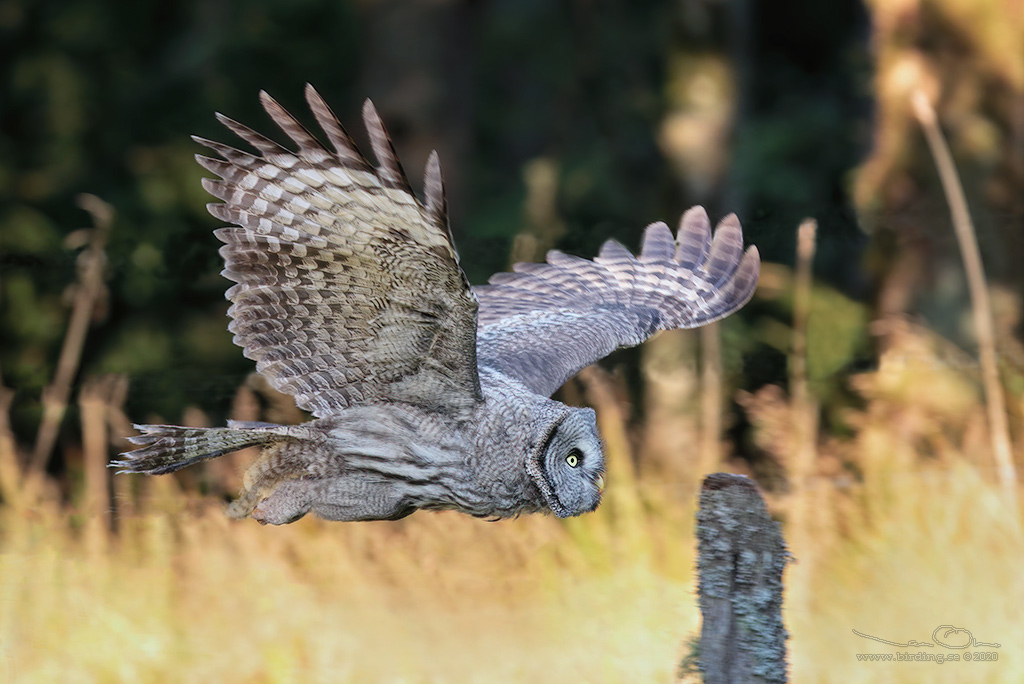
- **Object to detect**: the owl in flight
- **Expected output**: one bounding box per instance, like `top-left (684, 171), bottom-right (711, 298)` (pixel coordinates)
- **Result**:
top-left (115, 86), bottom-right (760, 524)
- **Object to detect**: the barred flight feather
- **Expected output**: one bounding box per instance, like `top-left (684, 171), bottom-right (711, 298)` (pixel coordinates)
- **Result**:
top-left (196, 84), bottom-right (481, 419)
top-left (474, 206), bottom-right (759, 397)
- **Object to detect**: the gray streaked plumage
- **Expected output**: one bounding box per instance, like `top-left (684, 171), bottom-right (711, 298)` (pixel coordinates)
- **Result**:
top-left (113, 85), bottom-right (760, 524)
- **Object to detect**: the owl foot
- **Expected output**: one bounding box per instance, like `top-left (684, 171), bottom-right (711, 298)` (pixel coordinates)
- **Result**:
top-left (248, 481), bottom-right (312, 525)
top-left (251, 498), bottom-right (272, 525)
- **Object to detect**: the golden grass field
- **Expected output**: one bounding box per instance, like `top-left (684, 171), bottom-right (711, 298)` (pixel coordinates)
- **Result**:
top-left (3, 314), bottom-right (1023, 683)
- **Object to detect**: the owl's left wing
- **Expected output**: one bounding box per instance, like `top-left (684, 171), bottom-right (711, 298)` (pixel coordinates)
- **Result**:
top-left (474, 207), bottom-right (759, 397)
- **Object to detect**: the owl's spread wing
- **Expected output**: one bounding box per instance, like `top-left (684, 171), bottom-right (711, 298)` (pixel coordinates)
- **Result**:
top-left (474, 207), bottom-right (759, 397)
top-left (195, 86), bottom-right (481, 418)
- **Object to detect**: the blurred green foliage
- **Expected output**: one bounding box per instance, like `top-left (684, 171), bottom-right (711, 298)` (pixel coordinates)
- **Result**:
top-left (0, 0), bottom-right (686, 439)
top-left (0, 0), bottom-right (886, 456)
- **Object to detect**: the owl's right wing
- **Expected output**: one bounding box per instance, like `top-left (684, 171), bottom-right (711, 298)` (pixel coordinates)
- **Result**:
top-left (474, 207), bottom-right (759, 397)
top-left (194, 86), bottom-right (481, 418)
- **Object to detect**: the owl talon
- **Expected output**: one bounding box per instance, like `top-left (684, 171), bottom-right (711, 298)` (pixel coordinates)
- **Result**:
top-left (251, 499), bottom-right (270, 525)
top-left (245, 482), bottom-right (311, 525)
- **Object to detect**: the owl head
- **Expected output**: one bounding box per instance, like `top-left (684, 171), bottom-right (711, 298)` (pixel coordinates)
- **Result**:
top-left (528, 407), bottom-right (605, 518)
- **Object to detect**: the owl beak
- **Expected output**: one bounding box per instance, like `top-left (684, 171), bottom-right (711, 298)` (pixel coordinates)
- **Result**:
top-left (594, 473), bottom-right (605, 493)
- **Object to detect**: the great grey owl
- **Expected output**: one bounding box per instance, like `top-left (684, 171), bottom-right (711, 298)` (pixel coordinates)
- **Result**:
top-left (114, 85), bottom-right (760, 524)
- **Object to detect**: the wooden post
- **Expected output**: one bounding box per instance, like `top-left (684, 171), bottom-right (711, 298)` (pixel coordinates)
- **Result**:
top-left (697, 473), bottom-right (789, 683)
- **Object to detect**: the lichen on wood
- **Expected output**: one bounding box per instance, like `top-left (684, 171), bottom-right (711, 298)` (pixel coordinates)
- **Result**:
top-left (696, 473), bottom-right (789, 684)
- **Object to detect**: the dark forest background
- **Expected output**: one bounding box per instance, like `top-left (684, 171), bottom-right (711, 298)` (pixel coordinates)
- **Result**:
top-left (2, 0), bottom-right (1021, 468)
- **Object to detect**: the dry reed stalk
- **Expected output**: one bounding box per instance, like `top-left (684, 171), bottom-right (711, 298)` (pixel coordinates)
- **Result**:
top-left (103, 374), bottom-right (133, 444)
top-left (27, 195), bottom-right (113, 487)
top-left (787, 218), bottom-right (820, 610)
top-left (699, 323), bottom-right (723, 474)
top-left (102, 375), bottom-right (137, 525)
top-left (0, 361), bottom-right (21, 507)
top-left (509, 158), bottom-right (566, 266)
top-left (790, 219), bottom-right (816, 413)
top-left (639, 330), bottom-right (701, 486)
top-left (912, 91), bottom-right (1018, 508)
top-left (79, 375), bottom-right (116, 552)
top-left (577, 366), bottom-right (646, 537)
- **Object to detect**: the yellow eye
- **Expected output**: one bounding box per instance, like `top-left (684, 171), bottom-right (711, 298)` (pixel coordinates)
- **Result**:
top-left (566, 452), bottom-right (580, 468)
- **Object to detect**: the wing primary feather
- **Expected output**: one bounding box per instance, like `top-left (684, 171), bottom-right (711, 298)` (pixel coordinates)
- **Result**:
top-left (361, 99), bottom-right (413, 193)
top-left (544, 250), bottom-right (615, 298)
top-left (675, 205), bottom-right (711, 268)
top-left (546, 250), bottom-right (588, 268)
top-left (259, 90), bottom-right (325, 153)
top-left (192, 136), bottom-right (260, 167)
top-left (424, 150), bottom-right (449, 229)
top-left (206, 202), bottom-right (243, 226)
top-left (475, 206), bottom-right (760, 398)
top-left (704, 213), bottom-right (744, 288)
top-left (195, 89), bottom-right (482, 418)
top-left (594, 239), bottom-right (638, 308)
top-left (215, 112), bottom-right (289, 156)
top-left (639, 221), bottom-right (674, 262)
top-left (727, 247), bottom-right (760, 309)
top-left (194, 154), bottom-right (239, 181)
top-left (200, 177), bottom-right (234, 203)
top-left (304, 84), bottom-right (366, 165)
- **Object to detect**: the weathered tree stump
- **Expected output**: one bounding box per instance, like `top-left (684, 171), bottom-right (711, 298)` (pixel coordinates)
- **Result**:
top-left (696, 473), bottom-right (789, 683)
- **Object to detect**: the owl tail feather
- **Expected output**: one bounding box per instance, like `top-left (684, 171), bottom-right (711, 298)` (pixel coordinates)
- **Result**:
top-left (111, 424), bottom-right (286, 475)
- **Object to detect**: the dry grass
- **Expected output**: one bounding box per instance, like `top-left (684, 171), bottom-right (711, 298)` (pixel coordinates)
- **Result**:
top-left (793, 460), bottom-right (1023, 684)
top-left (1, 479), bottom-right (699, 683)
top-left (4, 230), bottom-right (1023, 682)
top-left (3, 313), bottom-right (1024, 683)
